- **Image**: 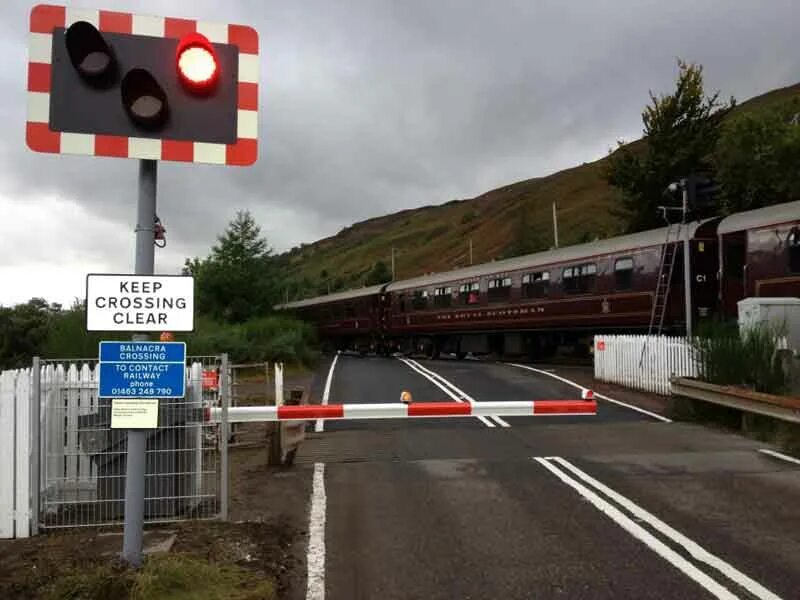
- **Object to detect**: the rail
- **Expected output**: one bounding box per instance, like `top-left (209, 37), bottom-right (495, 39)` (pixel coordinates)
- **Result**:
top-left (670, 377), bottom-right (800, 424)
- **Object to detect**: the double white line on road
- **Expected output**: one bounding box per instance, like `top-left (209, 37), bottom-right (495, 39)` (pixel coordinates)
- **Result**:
top-left (535, 457), bottom-right (782, 600)
top-left (398, 357), bottom-right (510, 428)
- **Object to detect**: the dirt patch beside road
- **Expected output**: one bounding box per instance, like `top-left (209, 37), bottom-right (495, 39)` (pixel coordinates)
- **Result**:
top-left (0, 520), bottom-right (292, 600)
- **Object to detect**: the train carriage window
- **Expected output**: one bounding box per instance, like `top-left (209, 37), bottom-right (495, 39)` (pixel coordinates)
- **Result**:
top-left (488, 277), bottom-right (512, 302)
top-left (614, 257), bottom-right (634, 290)
top-left (789, 227), bottom-right (800, 274)
top-left (398, 294), bottom-right (406, 313)
top-left (522, 271), bottom-right (549, 298)
top-left (582, 264), bottom-right (597, 292)
top-left (459, 282), bottom-right (480, 305)
top-left (434, 286), bottom-right (453, 308)
top-left (562, 267), bottom-right (574, 292)
top-left (412, 290), bottom-right (429, 310)
top-left (563, 263), bottom-right (597, 294)
top-left (344, 303), bottom-right (356, 318)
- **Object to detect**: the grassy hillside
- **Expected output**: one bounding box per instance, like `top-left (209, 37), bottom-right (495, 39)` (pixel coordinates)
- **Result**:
top-left (280, 82), bottom-right (800, 298)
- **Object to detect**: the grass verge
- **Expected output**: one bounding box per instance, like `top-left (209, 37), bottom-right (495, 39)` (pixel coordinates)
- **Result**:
top-left (45, 554), bottom-right (275, 600)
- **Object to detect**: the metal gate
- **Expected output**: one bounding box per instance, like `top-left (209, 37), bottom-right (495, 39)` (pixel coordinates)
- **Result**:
top-left (37, 355), bottom-right (225, 528)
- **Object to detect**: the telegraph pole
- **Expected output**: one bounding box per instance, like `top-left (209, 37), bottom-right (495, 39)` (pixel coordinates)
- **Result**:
top-left (552, 201), bottom-right (559, 249)
top-left (682, 180), bottom-right (693, 338)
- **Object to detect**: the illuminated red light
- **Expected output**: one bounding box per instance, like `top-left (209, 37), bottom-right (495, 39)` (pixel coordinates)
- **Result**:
top-left (176, 33), bottom-right (219, 92)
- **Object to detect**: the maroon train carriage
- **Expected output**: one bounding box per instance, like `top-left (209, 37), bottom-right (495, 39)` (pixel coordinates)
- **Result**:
top-left (279, 202), bottom-right (799, 359)
top-left (382, 220), bottom-right (720, 358)
top-left (277, 284), bottom-right (385, 354)
top-left (717, 200), bottom-right (800, 318)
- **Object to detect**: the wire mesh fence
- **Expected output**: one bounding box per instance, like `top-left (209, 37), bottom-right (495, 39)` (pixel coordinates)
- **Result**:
top-left (38, 355), bottom-right (223, 529)
top-left (229, 362), bottom-right (272, 445)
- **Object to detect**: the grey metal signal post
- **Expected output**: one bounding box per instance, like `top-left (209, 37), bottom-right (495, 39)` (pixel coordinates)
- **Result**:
top-left (122, 159), bottom-right (158, 567)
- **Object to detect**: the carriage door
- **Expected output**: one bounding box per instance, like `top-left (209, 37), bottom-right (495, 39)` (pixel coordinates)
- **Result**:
top-left (720, 231), bottom-right (746, 319)
top-left (691, 238), bottom-right (718, 321)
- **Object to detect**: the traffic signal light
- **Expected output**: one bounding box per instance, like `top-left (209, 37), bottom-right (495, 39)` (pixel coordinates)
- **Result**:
top-left (176, 33), bottom-right (220, 93)
top-left (27, 5), bottom-right (259, 165)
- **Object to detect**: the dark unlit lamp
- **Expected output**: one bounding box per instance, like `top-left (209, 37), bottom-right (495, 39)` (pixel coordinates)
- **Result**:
top-left (121, 68), bottom-right (168, 129)
top-left (65, 21), bottom-right (116, 83)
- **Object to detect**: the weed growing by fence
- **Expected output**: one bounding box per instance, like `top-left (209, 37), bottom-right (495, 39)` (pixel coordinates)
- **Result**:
top-left (691, 320), bottom-right (786, 394)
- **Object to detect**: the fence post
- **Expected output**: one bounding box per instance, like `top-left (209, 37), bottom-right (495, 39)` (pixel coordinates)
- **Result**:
top-left (219, 354), bottom-right (229, 522)
top-left (0, 372), bottom-right (15, 538)
top-left (65, 365), bottom-right (79, 488)
top-left (269, 363), bottom-right (284, 466)
top-left (15, 370), bottom-right (30, 538)
top-left (30, 358), bottom-right (40, 536)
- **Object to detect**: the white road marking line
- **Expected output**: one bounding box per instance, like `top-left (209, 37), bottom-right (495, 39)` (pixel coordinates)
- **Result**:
top-left (507, 362), bottom-right (672, 423)
top-left (534, 457), bottom-right (739, 600)
top-left (315, 353), bottom-right (339, 433)
top-left (305, 462), bottom-right (326, 600)
top-left (405, 358), bottom-right (511, 427)
top-left (406, 359), bottom-right (511, 427)
top-left (758, 448), bottom-right (800, 466)
top-left (397, 358), bottom-right (496, 427)
top-left (548, 457), bottom-right (782, 600)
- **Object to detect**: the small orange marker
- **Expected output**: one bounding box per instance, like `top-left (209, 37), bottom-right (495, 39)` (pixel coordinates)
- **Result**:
top-left (400, 390), bottom-right (413, 404)
top-left (160, 331), bottom-right (174, 342)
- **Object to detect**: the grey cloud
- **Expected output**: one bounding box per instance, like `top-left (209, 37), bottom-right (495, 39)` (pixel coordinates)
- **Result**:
top-left (1, 0), bottom-right (800, 305)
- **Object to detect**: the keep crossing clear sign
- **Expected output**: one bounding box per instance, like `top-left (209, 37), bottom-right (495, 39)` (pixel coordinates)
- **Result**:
top-left (86, 274), bottom-right (194, 332)
top-left (98, 341), bottom-right (186, 399)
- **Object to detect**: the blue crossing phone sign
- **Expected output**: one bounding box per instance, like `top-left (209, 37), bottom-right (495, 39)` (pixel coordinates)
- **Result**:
top-left (98, 341), bottom-right (186, 399)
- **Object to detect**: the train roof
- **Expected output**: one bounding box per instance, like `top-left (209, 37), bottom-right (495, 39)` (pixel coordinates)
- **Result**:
top-left (717, 200), bottom-right (800, 235)
top-left (385, 220), bottom-right (708, 292)
top-left (277, 284), bottom-right (385, 310)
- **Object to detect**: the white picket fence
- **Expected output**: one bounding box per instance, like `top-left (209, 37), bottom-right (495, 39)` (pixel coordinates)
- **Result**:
top-left (0, 361), bottom-right (213, 539)
top-left (594, 335), bottom-right (698, 396)
top-left (0, 369), bottom-right (31, 539)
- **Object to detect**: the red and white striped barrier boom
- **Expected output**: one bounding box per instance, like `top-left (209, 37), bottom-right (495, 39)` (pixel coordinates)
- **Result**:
top-left (206, 396), bottom-right (597, 423)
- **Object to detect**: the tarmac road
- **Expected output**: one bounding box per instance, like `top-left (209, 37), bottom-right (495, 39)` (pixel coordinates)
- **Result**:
top-left (293, 355), bottom-right (800, 600)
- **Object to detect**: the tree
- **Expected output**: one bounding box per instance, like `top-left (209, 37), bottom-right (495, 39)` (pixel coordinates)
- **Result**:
top-left (186, 211), bottom-right (279, 323)
top-left (364, 260), bottom-right (392, 286)
top-left (714, 100), bottom-right (800, 213)
top-left (606, 60), bottom-right (733, 231)
top-left (0, 298), bottom-right (55, 368)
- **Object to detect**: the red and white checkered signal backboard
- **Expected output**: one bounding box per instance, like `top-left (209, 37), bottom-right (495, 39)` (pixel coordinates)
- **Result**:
top-left (26, 4), bottom-right (259, 166)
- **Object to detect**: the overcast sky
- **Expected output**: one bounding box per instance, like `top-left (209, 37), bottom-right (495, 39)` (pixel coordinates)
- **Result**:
top-left (2, 0), bottom-right (799, 307)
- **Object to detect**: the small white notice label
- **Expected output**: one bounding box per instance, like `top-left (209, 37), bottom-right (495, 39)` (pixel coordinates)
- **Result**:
top-left (111, 398), bottom-right (160, 429)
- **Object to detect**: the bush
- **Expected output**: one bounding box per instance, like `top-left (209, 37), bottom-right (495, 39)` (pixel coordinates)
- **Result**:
top-left (181, 315), bottom-right (319, 367)
top-left (691, 320), bottom-right (786, 394)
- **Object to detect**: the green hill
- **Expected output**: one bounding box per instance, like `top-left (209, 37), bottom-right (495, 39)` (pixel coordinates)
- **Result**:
top-left (279, 82), bottom-right (800, 299)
